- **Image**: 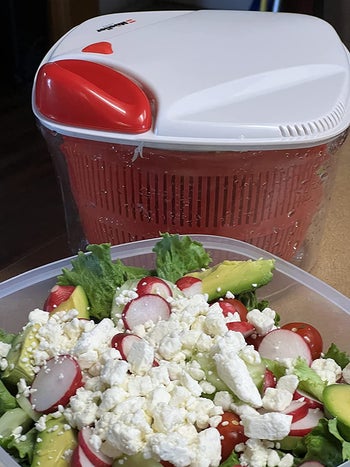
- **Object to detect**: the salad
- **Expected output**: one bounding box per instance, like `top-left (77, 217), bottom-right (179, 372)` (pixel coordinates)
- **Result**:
top-left (0, 233), bottom-right (350, 467)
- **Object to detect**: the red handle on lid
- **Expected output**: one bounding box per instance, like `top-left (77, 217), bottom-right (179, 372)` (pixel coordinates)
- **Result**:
top-left (35, 59), bottom-right (152, 134)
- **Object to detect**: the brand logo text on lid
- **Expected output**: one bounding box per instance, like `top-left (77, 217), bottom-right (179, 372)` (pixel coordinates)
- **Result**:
top-left (97, 19), bottom-right (136, 32)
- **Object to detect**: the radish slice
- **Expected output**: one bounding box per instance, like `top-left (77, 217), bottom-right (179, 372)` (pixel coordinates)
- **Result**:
top-left (136, 276), bottom-right (173, 299)
top-left (258, 329), bottom-right (312, 365)
top-left (122, 294), bottom-right (171, 330)
top-left (71, 445), bottom-right (95, 467)
top-left (226, 321), bottom-right (255, 337)
top-left (293, 389), bottom-right (323, 409)
top-left (111, 332), bottom-right (142, 360)
top-left (282, 399), bottom-right (309, 423)
top-left (43, 285), bottom-right (75, 312)
top-left (289, 408), bottom-right (324, 436)
top-left (30, 354), bottom-right (83, 413)
top-left (78, 426), bottom-right (113, 467)
top-left (176, 276), bottom-right (202, 297)
top-left (262, 369), bottom-right (277, 393)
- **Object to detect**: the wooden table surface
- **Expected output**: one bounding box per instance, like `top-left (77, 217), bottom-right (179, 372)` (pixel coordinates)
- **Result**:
top-left (310, 134), bottom-right (350, 297)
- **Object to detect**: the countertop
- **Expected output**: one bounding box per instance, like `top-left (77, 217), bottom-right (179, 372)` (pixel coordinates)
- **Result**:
top-left (309, 134), bottom-right (350, 297)
top-left (0, 136), bottom-right (349, 297)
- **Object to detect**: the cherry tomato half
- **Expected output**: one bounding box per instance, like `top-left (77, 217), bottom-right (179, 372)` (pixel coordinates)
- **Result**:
top-left (281, 322), bottom-right (323, 360)
top-left (245, 333), bottom-right (264, 350)
top-left (218, 299), bottom-right (248, 321)
top-left (216, 412), bottom-right (247, 461)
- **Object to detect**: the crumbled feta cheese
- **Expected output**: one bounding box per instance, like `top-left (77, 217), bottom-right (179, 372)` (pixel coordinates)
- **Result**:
top-left (100, 359), bottom-right (129, 386)
top-left (342, 362), bottom-right (350, 384)
top-left (311, 358), bottom-right (342, 384)
top-left (204, 308), bottom-right (228, 336)
top-left (240, 345), bottom-right (262, 365)
top-left (27, 308), bottom-right (50, 325)
top-left (237, 438), bottom-right (294, 467)
top-left (212, 331), bottom-right (246, 356)
top-left (127, 340), bottom-right (155, 375)
top-left (247, 308), bottom-right (276, 335)
top-left (0, 341), bottom-right (11, 358)
top-left (214, 353), bottom-right (262, 407)
top-left (158, 335), bottom-right (183, 360)
top-left (276, 374), bottom-right (299, 394)
top-left (240, 412), bottom-right (292, 440)
top-left (262, 387), bottom-right (293, 411)
top-left (0, 359), bottom-right (8, 371)
top-left (213, 391), bottom-right (234, 411)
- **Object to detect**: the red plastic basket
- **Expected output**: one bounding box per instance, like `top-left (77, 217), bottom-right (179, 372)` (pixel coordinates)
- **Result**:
top-left (57, 134), bottom-right (340, 262)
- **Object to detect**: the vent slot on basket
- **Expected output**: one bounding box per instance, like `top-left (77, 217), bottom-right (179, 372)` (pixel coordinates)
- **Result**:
top-left (279, 102), bottom-right (345, 138)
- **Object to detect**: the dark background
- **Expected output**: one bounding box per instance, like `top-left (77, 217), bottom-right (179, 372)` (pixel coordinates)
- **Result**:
top-left (0, 0), bottom-right (345, 275)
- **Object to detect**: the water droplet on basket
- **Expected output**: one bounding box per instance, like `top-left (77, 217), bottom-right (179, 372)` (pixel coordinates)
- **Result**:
top-left (288, 210), bottom-right (295, 218)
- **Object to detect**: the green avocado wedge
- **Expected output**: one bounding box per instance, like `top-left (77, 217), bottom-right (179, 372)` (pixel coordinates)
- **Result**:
top-left (52, 285), bottom-right (90, 319)
top-left (323, 383), bottom-right (350, 431)
top-left (2, 324), bottom-right (40, 387)
top-left (186, 259), bottom-right (275, 301)
top-left (31, 414), bottom-right (77, 466)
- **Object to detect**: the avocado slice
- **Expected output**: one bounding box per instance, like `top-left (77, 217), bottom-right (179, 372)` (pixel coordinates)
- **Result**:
top-left (323, 383), bottom-right (350, 430)
top-left (186, 259), bottom-right (275, 301)
top-left (2, 324), bottom-right (40, 387)
top-left (0, 407), bottom-right (33, 439)
top-left (31, 414), bottom-right (77, 467)
top-left (53, 285), bottom-right (90, 319)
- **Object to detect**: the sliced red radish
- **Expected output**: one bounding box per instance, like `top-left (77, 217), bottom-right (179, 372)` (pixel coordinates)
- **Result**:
top-left (293, 389), bottom-right (323, 409)
top-left (226, 321), bottom-right (255, 337)
top-left (43, 285), bottom-right (75, 312)
top-left (262, 369), bottom-right (277, 393)
top-left (71, 445), bottom-right (95, 467)
top-left (122, 294), bottom-right (171, 330)
top-left (30, 354), bottom-right (83, 413)
top-left (175, 276), bottom-right (202, 297)
top-left (218, 300), bottom-right (239, 317)
top-left (282, 399), bottom-right (309, 423)
top-left (258, 329), bottom-right (312, 365)
top-left (246, 333), bottom-right (264, 351)
top-left (217, 298), bottom-right (248, 321)
top-left (111, 333), bottom-right (159, 367)
top-left (136, 276), bottom-right (173, 299)
top-left (78, 426), bottom-right (113, 467)
top-left (111, 332), bottom-right (142, 360)
top-left (289, 408), bottom-right (324, 436)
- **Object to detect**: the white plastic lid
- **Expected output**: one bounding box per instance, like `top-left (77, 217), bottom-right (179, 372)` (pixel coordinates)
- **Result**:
top-left (33, 10), bottom-right (350, 149)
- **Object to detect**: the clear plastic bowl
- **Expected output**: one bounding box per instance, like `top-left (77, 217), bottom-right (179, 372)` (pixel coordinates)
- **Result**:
top-left (0, 235), bottom-right (350, 466)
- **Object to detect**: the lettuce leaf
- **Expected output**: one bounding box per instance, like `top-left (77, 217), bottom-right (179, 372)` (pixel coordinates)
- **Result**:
top-left (292, 357), bottom-right (326, 402)
top-left (292, 418), bottom-right (346, 467)
top-left (58, 243), bottom-right (148, 320)
top-left (1, 426), bottom-right (37, 465)
top-left (219, 450), bottom-right (241, 467)
top-left (324, 343), bottom-right (350, 369)
top-left (153, 233), bottom-right (212, 282)
top-left (263, 358), bottom-right (287, 380)
top-left (0, 329), bottom-right (16, 346)
top-left (328, 418), bottom-right (350, 461)
top-left (0, 380), bottom-right (17, 415)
